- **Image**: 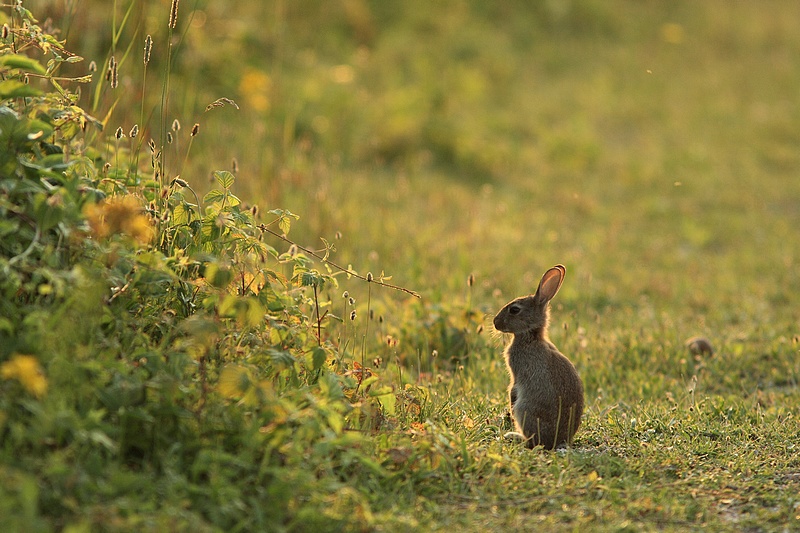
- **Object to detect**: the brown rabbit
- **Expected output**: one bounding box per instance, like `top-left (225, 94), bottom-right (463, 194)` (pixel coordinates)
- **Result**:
top-left (493, 265), bottom-right (584, 449)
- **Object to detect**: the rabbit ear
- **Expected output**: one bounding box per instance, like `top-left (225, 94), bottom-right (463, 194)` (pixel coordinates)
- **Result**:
top-left (534, 265), bottom-right (566, 303)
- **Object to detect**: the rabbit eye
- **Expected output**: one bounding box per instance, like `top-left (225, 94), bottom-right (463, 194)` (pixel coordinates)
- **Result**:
top-left (509, 305), bottom-right (521, 315)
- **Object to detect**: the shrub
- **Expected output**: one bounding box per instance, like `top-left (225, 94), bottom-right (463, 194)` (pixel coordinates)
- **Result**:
top-left (0, 3), bottom-right (404, 529)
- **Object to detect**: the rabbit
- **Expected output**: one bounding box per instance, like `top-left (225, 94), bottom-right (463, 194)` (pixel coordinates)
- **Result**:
top-left (493, 264), bottom-right (584, 450)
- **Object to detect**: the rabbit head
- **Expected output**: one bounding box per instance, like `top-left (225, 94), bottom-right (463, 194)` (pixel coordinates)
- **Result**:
top-left (493, 265), bottom-right (565, 335)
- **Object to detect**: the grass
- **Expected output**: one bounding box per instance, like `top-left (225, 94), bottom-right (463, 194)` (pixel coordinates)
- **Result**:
top-left (3, 0), bottom-right (800, 531)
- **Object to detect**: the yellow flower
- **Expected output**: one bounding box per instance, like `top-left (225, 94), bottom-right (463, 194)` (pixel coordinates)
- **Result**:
top-left (238, 68), bottom-right (271, 113)
top-left (84, 195), bottom-right (154, 245)
top-left (1, 355), bottom-right (48, 398)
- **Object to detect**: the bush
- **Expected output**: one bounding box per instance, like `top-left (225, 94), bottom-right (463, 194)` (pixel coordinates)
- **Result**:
top-left (0, 4), bottom-right (406, 530)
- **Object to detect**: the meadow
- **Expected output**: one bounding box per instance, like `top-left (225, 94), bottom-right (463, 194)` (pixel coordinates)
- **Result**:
top-left (1, 0), bottom-right (799, 531)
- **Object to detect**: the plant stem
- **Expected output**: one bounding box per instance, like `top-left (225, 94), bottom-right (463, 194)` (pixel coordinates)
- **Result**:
top-left (258, 224), bottom-right (420, 298)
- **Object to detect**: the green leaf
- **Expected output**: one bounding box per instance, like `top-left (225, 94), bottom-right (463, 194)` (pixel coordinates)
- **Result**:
top-left (0, 113), bottom-right (54, 145)
top-left (244, 298), bottom-right (265, 327)
top-left (218, 293), bottom-right (239, 316)
top-left (226, 192), bottom-right (241, 207)
top-left (213, 170), bottom-right (235, 190)
top-left (257, 241), bottom-right (279, 259)
top-left (18, 474), bottom-right (39, 520)
top-left (0, 80), bottom-right (43, 99)
top-left (33, 193), bottom-right (63, 232)
top-left (218, 365), bottom-right (252, 399)
top-left (204, 262), bottom-right (232, 288)
top-left (311, 346), bottom-right (327, 371)
top-left (0, 55), bottom-right (47, 75)
top-left (279, 216), bottom-right (291, 235)
top-left (371, 386), bottom-right (397, 415)
top-left (268, 208), bottom-right (299, 220)
top-left (87, 430), bottom-right (118, 452)
top-left (300, 270), bottom-right (324, 288)
top-left (267, 349), bottom-right (296, 369)
top-left (203, 189), bottom-right (226, 205)
top-left (172, 202), bottom-right (190, 225)
top-left (0, 317), bottom-right (14, 335)
top-left (200, 218), bottom-right (216, 240)
top-left (0, 218), bottom-right (20, 237)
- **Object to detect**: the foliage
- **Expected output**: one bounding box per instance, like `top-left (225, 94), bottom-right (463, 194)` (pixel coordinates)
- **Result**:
top-left (0, 3), bottom-right (392, 531)
top-left (3, 1), bottom-right (800, 532)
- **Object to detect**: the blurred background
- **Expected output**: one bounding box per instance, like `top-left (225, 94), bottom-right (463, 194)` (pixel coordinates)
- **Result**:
top-left (36, 0), bottom-right (800, 340)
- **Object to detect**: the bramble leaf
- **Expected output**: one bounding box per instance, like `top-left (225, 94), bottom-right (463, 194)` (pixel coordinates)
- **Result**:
top-left (0, 80), bottom-right (43, 99)
top-left (311, 346), bottom-right (327, 371)
top-left (213, 170), bottom-right (235, 190)
top-left (203, 189), bottom-right (226, 205)
top-left (0, 55), bottom-right (47, 75)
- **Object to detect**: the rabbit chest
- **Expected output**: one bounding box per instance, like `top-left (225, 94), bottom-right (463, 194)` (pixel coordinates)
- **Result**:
top-left (504, 339), bottom-right (560, 407)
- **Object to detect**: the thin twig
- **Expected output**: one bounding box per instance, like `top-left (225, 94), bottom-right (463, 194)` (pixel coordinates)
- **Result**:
top-left (313, 284), bottom-right (321, 345)
top-left (258, 224), bottom-right (421, 298)
top-left (8, 226), bottom-right (41, 267)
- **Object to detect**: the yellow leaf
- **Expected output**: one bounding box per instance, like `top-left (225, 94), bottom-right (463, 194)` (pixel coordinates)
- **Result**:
top-left (217, 365), bottom-right (251, 399)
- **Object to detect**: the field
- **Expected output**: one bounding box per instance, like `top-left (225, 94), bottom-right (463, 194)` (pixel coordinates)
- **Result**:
top-left (2, 0), bottom-right (800, 531)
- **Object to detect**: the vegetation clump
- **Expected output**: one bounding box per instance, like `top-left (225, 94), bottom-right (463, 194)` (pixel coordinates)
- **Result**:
top-left (0, 3), bottom-right (420, 530)
top-left (3, 1), bottom-right (800, 531)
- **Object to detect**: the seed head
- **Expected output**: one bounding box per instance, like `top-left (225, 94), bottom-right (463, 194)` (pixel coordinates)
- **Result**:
top-left (350, 311), bottom-right (357, 321)
top-left (342, 291), bottom-right (349, 299)
top-left (190, 123), bottom-right (199, 137)
top-left (2, 24), bottom-right (9, 40)
top-left (144, 35), bottom-right (153, 65)
top-left (169, 0), bottom-right (180, 29)
top-left (108, 56), bottom-right (118, 89)
top-left (166, 132), bottom-right (173, 144)
top-left (114, 126), bottom-right (124, 140)
top-left (129, 124), bottom-right (139, 138)
top-left (172, 118), bottom-right (181, 132)
top-left (88, 60), bottom-right (97, 72)
top-left (467, 274), bottom-right (475, 287)
top-left (366, 272), bottom-right (373, 282)
top-left (348, 297), bottom-right (355, 306)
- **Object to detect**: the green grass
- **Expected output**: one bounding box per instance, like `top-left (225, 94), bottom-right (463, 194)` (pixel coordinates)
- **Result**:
top-left (3, 0), bottom-right (800, 531)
